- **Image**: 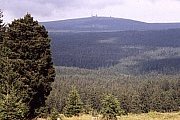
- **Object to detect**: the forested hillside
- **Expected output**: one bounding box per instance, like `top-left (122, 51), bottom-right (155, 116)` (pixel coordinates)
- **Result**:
top-left (46, 19), bottom-right (180, 116)
top-left (1, 1), bottom-right (180, 120)
top-left (49, 29), bottom-right (180, 74)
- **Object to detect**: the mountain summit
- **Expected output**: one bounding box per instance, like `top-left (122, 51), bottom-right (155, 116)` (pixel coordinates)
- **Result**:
top-left (42, 17), bottom-right (180, 32)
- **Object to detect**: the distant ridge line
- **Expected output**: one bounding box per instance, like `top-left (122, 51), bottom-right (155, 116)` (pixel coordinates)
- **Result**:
top-left (41, 17), bottom-right (180, 32)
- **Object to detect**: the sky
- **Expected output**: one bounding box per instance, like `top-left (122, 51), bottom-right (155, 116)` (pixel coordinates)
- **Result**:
top-left (1, 0), bottom-right (180, 23)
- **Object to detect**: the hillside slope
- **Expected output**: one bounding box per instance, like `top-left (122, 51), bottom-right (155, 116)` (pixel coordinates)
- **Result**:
top-left (49, 29), bottom-right (180, 74)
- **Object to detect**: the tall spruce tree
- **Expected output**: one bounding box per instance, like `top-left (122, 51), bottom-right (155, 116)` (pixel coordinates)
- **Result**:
top-left (101, 94), bottom-right (122, 120)
top-left (63, 86), bottom-right (83, 117)
top-left (4, 14), bottom-right (55, 118)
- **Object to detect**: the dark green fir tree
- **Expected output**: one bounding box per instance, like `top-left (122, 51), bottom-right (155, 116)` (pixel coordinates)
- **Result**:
top-left (4, 14), bottom-right (55, 118)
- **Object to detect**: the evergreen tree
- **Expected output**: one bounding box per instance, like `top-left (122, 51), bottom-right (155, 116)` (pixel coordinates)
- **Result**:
top-left (150, 88), bottom-right (164, 112)
top-left (130, 94), bottom-right (142, 113)
top-left (101, 94), bottom-right (122, 120)
top-left (161, 90), bottom-right (178, 112)
top-left (0, 81), bottom-right (28, 120)
top-left (138, 82), bottom-right (152, 113)
top-left (0, 47), bottom-right (28, 120)
top-left (63, 86), bottom-right (83, 117)
top-left (0, 10), bottom-right (5, 43)
top-left (0, 9), bottom-right (5, 80)
top-left (83, 99), bottom-right (93, 114)
top-left (120, 94), bottom-right (130, 115)
top-left (4, 14), bottom-right (55, 118)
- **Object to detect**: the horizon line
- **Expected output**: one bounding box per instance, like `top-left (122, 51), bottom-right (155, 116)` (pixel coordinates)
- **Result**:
top-left (40, 16), bottom-right (180, 24)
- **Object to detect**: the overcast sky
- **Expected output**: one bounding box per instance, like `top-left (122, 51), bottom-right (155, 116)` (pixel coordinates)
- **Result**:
top-left (1, 0), bottom-right (180, 23)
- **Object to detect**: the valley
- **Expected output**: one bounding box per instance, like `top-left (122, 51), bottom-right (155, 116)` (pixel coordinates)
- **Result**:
top-left (1, 1), bottom-right (180, 119)
top-left (44, 17), bottom-right (180, 118)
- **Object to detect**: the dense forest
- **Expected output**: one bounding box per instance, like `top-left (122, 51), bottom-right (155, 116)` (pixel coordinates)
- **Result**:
top-left (46, 20), bottom-right (180, 117)
top-left (0, 10), bottom-right (180, 120)
top-left (50, 30), bottom-right (180, 74)
top-left (47, 67), bottom-right (180, 114)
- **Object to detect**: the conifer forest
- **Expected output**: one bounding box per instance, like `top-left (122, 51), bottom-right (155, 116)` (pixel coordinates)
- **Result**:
top-left (0, 9), bottom-right (180, 120)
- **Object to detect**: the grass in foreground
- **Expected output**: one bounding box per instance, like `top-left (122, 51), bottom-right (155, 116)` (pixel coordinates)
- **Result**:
top-left (60, 112), bottom-right (180, 120)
